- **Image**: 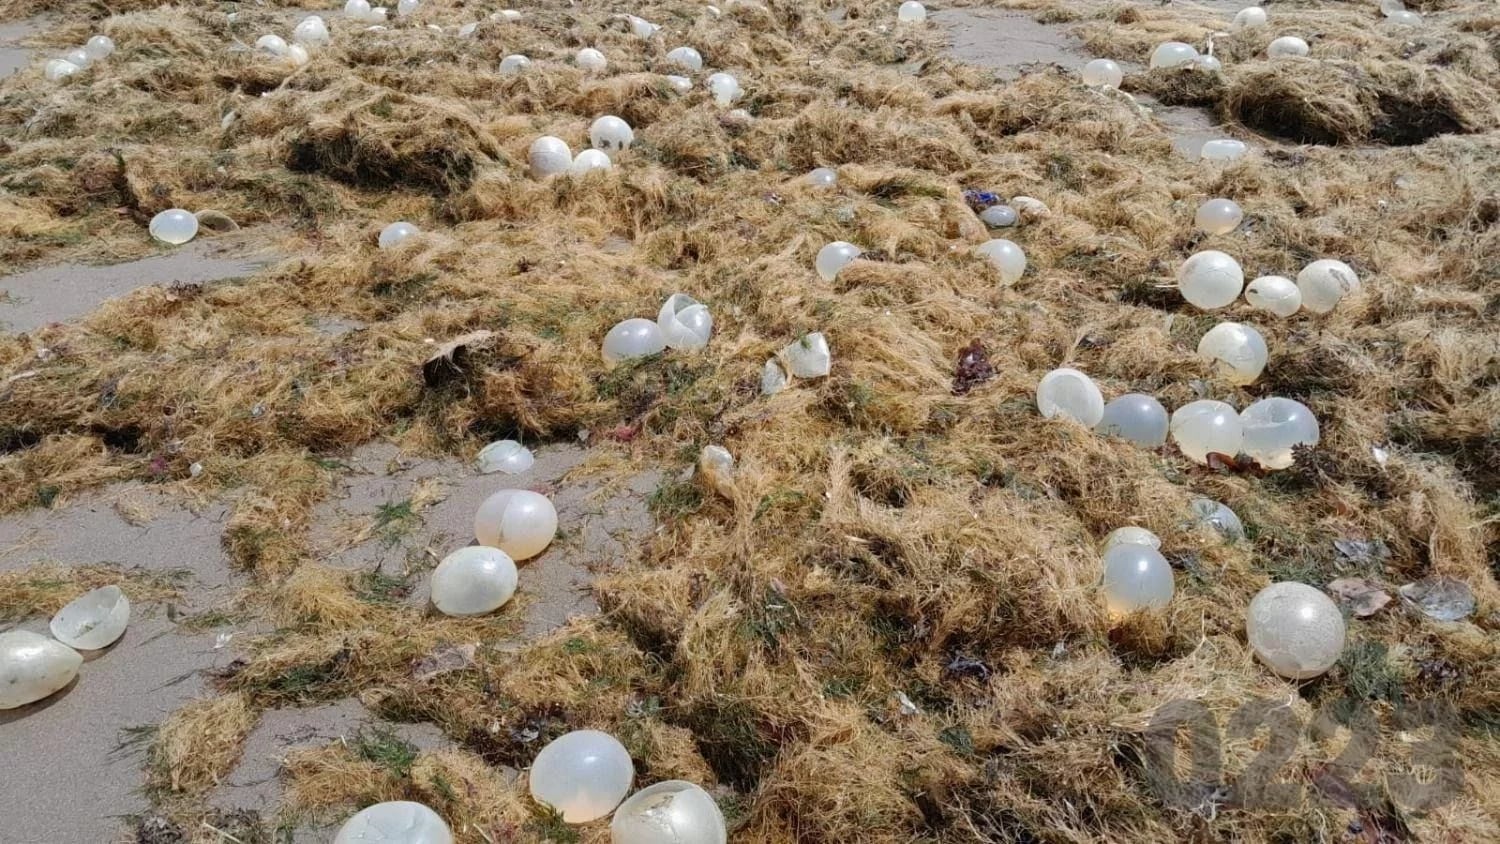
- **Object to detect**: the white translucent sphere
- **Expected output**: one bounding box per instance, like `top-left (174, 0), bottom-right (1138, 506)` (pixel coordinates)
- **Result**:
top-left (50, 585), bottom-right (130, 650)
top-left (1240, 397), bottom-right (1319, 469)
top-left (602, 318), bottom-right (666, 364)
top-left (1036, 367), bottom-right (1105, 427)
top-left (1178, 250), bottom-right (1244, 309)
top-left (975, 238), bottom-right (1027, 284)
top-left (1247, 582), bottom-right (1346, 679)
top-left (1190, 497), bottom-right (1244, 540)
top-left (658, 293), bottom-right (713, 350)
top-left (149, 209), bottom-right (199, 245)
top-left (1081, 58), bottom-right (1122, 89)
top-left (666, 46), bottom-right (703, 72)
top-left (345, 0), bottom-right (371, 19)
top-left (65, 47), bottom-right (91, 68)
top-left (783, 332), bottom-right (831, 378)
top-left (665, 75), bottom-right (693, 94)
top-left (1296, 259), bottom-right (1360, 313)
top-left (1385, 10), bottom-right (1422, 25)
top-left (1170, 400), bottom-right (1243, 463)
top-left (530, 730), bottom-right (635, 823)
top-left (293, 15), bottom-right (331, 47)
top-left (1200, 139), bottom-right (1249, 161)
top-left (1197, 321), bottom-right (1268, 385)
top-left (397, 0), bottom-right (419, 17)
top-left (626, 15), bottom-right (658, 38)
top-left (287, 44), bottom-right (310, 66)
top-left (590, 115), bottom-right (634, 156)
top-left (1096, 393), bottom-right (1168, 447)
top-left (1267, 36), bottom-right (1309, 58)
top-left (571, 149), bottom-right (613, 174)
top-left (378, 221), bottom-right (419, 250)
top-left (84, 35), bottom-right (116, 61)
top-left (1103, 526), bottom-right (1161, 552)
top-left (979, 205), bottom-right (1018, 228)
top-left (897, 1), bottom-right (927, 23)
top-left (707, 72), bottom-right (740, 105)
top-left (44, 58), bottom-right (80, 81)
top-left (815, 241), bottom-right (861, 281)
top-left (1195, 198), bottom-right (1243, 235)
top-left (431, 546), bottom-right (518, 616)
top-left (1101, 544), bottom-right (1175, 615)
top-left (1232, 7), bottom-right (1267, 30)
top-left (499, 54), bottom-right (531, 75)
top-left (612, 780), bottom-right (726, 844)
top-left (0, 630), bottom-right (81, 709)
top-left (255, 34), bottom-right (289, 56)
top-left (476, 439), bottom-right (534, 474)
top-left (1380, 0), bottom-right (1406, 12)
top-left (806, 167), bottom-right (837, 188)
top-left (576, 48), bottom-right (607, 72)
top-left (1150, 41), bottom-right (1199, 70)
top-left (474, 489), bottom-right (558, 561)
top-left (1195, 54), bottom-right (1223, 73)
top-left (529, 136), bottom-right (573, 179)
top-left (333, 801), bottom-right (453, 844)
top-left (1245, 275), bottom-right (1302, 317)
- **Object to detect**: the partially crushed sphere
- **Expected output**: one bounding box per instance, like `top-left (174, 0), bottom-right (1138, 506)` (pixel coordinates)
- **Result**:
top-left (1189, 497), bottom-right (1244, 540)
top-left (1267, 36), bottom-right (1309, 58)
top-left (529, 136), bottom-right (573, 179)
top-left (0, 630), bottom-right (82, 709)
top-left (333, 801), bottom-right (453, 844)
top-left (1178, 250), bottom-right (1244, 309)
top-left (84, 35), bottom-right (116, 61)
top-left (1101, 544), bottom-right (1175, 615)
top-left (1170, 400), bottom-right (1243, 463)
top-left (1195, 198), bottom-right (1243, 235)
top-left (979, 205), bottom-right (1018, 228)
top-left (707, 72), bottom-right (741, 105)
top-left (44, 59), bottom-right (80, 81)
top-left (815, 241), bottom-right (861, 281)
top-left (664, 75), bottom-right (693, 94)
top-left (1081, 58), bottom-right (1122, 89)
top-left (975, 238), bottom-right (1027, 284)
top-left (782, 332), bottom-right (831, 378)
top-left (1246, 582), bottom-right (1345, 679)
top-left (530, 730), bottom-right (635, 823)
top-left (476, 440), bottom-right (534, 474)
top-left (292, 15), bottom-right (331, 47)
top-left (50, 585), bottom-right (130, 650)
top-left (1200, 139), bottom-right (1248, 162)
top-left (897, 1), bottom-right (927, 23)
top-left (1245, 275), bottom-right (1301, 317)
top-left (149, 209), bottom-right (199, 245)
top-left (590, 115), bottom-right (634, 155)
top-left (658, 293), bottom-right (713, 350)
top-left (576, 47), bottom-right (608, 72)
top-left (760, 359), bottom-right (788, 395)
top-left (1240, 397), bottom-right (1319, 469)
top-left (499, 54), bottom-right (531, 75)
top-left (1096, 393), bottom-right (1168, 447)
top-left (1232, 7), bottom-right (1268, 30)
top-left (570, 149), bottom-right (612, 174)
top-left (431, 546), bottom-right (518, 616)
top-left (1102, 526), bottom-right (1161, 552)
top-left (697, 446), bottom-right (735, 498)
top-left (1296, 259), bottom-right (1360, 313)
top-left (1149, 41), bottom-right (1199, 70)
top-left (666, 46), bottom-right (703, 72)
top-left (378, 221), bottom-right (420, 250)
top-left (1197, 321), bottom-right (1268, 385)
top-left (1036, 367), bottom-right (1104, 428)
top-left (806, 167), bottom-right (838, 188)
top-left (255, 34), bottom-right (289, 56)
top-left (475, 489), bottom-right (558, 561)
top-left (602, 318), bottom-right (667, 364)
top-left (611, 780), bottom-right (727, 844)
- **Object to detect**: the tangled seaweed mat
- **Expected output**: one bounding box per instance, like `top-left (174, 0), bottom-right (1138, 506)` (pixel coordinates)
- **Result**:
top-left (0, 0), bottom-right (1498, 841)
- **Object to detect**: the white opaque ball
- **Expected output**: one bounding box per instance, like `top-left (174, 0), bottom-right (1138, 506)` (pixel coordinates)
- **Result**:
top-left (806, 167), bottom-right (837, 188)
top-left (1240, 397), bottom-right (1319, 469)
top-left (571, 149), bottom-right (613, 174)
top-left (85, 35), bottom-right (116, 61)
top-left (0, 630), bottom-right (81, 709)
top-left (1170, 400), bottom-right (1243, 463)
top-left (476, 440), bottom-right (534, 474)
top-left (1267, 36), bottom-right (1309, 58)
top-left (666, 46), bottom-right (703, 72)
top-left (50, 585), bottom-right (130, 650)
top-left (975, 238), bottom-right (1027, 284)
top-left (602, 318), bottom-right (667, 364)
top-left (293, 15), bottom-right (331, 46)
top-left (658, 293), bottom-right (713, 350)
top-left (64, 48), bottom-right (91, 68)
top-left (1296, 259), bottom-right (1361, 313)
top-left (1195, 54), bottom-right (1223, 73)
top-left (1245, 275), bottom-right (1301, 317)
top-left (149, 209), bottom-right (199, 245)
top-left (1036, 367), bottom-right (1104, 428)
top-left (1103, 526), bottom-right (1161, 552)
top-left (1246, 582), bottom-right (1346, 679)
top-left (286, 44), bottom-right (310, 66)
top-left (345, 0), bottom-right (371, 19)
top-left (897, 1), bottom-right (927, 23)
top-left (1380, 0), bottom-right (1406, 12)
top-left (664, 75), bottom-right (692, 94)
top-left (707, 72), bottom-right (740, 105)
top-left (815, 241), bottom-right (861, 281)
top-left (530, 730), bottom-right (635, 823)
top-left (397, 0), bottom-right (419, 16)
top-left (1178, 250), bottom-right (1244, 309)
top-left (1197, 321), bottom-right (1268, 385)
top-left (333, 801), bottom-right (453, 844)
top-left (590, 115), bottom-right (634, 155)
top-left (612, 780), bottom-right (726, 844)
top-left (499, 54), bottom-right (531, 75)
top-left (1200, 139), bottom-right (1249, 161)
top-left (1096, 393), bottom-right (1168, 447)
top-left (378, 221), bottom-right (419, 249)
top-left (782, 332), bottom-right (831, 378)
top-left (979, 205), bottom-right (1018, 228)
top-left (1190, 497), bottom-right (1244, 540)
top-left (576, 48), bottom-right (608, 72)
top-left (1385, 10), bottom-right (1422, 25)
top-left (1149, 41), bottom-right (1199, 69)
top-left (1081, 58), bottom-right (1122, 89)
top-left (1101, 544), bottom-right (1175, 614)
top-left (44, 58), bottom-right (80, 81)
top-left (431, 546), bottom-right (518, 616)
top-left (1232, 7), bottom-right (1267, 30)
top-left (529, 136), bottom-right (573, 179)
top-left (255, 34), bottom-right (289, 56)
top-left (474, 489), bottom-right (558, 561)
top-left (1195, 198), bottom-right (1243, 235)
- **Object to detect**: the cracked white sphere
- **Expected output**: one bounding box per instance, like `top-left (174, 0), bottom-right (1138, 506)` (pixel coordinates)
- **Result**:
top-left (51, 585), bottom-right (130, 650)
top-left (1190, 498), bottom-right (1244, 540)
top-left (783, 332), bottom-right (831, 378)
top-left (576, 47), bottom-right (608, 72)
top-left (149, 209), bottom-right (199, 245)
top-left (1178, 250), bottom-right (1244, 309)
top-left (1149, 41), bottom-right (1199, 69)
top-left (570, 148), bottom-right (612, 174)
top-left (1245, 275), bottom-right (1301, 317)
top-left (476, 440), bottom-right (534, 474)
top-left (499, 54), bottom-right (531, 75)
top-left (530, 730), bottom-right (635, 823)
top-left (1296, 259), bottom-right (1360, 313)
top-left (431, 546), bottom-right (518, 616)
top-left (603, 318), bottom-right (666, 364)
top-left (1101, 544), bottom-right (1175, 615)
top-left (1195, 198), bottom-right (1243, 235)
top-left (1197, 321), bottom-right (1268, 385)
top-left (1232, 7), bottom-right (1267, 30)
top-left (612, 780), bottom-right (726, 844)
top-left (1081, 58), bottom-right (1122, 89)
top-left (897, 1), bottom-right (927, 23)
top-left (1096, 393), bottom-right (1168, 447)
top-left (292, 15), bottom-right (331, 46)
top-left (1102, 526), bottom-right (1161, 553)
top-left (378, 221), bottom-right (419, 250)
top-left (1267, 36), bottom-right (1309, 58)
top-left (707, 72), bottom-right (741, 105)
top-left (474, 489), bottom-right (557, 561)
top-left (1036, 367), bottom-right (1104, 427)
top-left (1247, 582), bottom-right (1345, 679)
top-left (979, 205), bottom-right (1018, 228)
top-left (815, 241), bottom-right (861, 281)
top-left (590, 115), bottom-right (634, 156)
top-left (658, 293), bottom-right (713, 350)
top-left (85, 35), bottom-right (116, 61)
top-left (528, 136), bottom-right (573, 179)
top-left (1170, 400), bottom-right (1243, 463)
top-left (1240, 397), bottom-right (1319, 469)
top-left (806, 167), bottom-right (837, 188)
top-left (975, 238), bottom-right (1027, 284)
top-left (666, 46), bottom-right (703, 72)
top-left (334, 801), bottom-right (453, 844)
top-left (0, 630), bottom-right (82, 709)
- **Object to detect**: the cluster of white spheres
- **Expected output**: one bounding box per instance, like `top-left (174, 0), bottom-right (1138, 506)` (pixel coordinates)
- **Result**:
top-left (1178, 250), bottom-right (1244, 309)
top-left (1149, 41), bottom-right (1199, 70)
top-left (499, 54), bottom-right (531, 75)
top-left (1170, 399), bottom-right (1242, 463)
top-left (571, 149), bottom-right (612, 174)
top-left (1245, 275), bottom-right (1302, 317)
top-left (1036, 367), bottom-right (1105, 428)
top-left (1267, 36), bottom-right (1310, 58)
top-left (666, 46), bottom-right (704, 72)
top-left (1200, 138), bottom-right (1249, 161)
top-left (576, 47), bottom-right (608, 72)
top-left (529, 136), bottom-right (573, 179)
top-left (1195, 198), bottom-right (1243, 235)
top-left (1096, 393), bottom-right (1169, 447)
top-left (612, 780), bottom-right (727, 844)
top-left (602, 318), bottom-right (667, 363)
top-left (980, 205), bottom-right (1018, 228)
top-left (149, 209), bottom-right (200, 245)
top-left (343, 0), bottom-right (388, 24)
top-left (1197, 321), bottom-right (1268, 385)
top-left (45, 33), bottom-right (115, 81)
top-left (1296, 259), bottom-right (1360, 313)
top-left (1247, 582), bottom-right (1345, 679)
top-left (378, 221), bottom-right (420, 249)
top-left (974, 238), bottom-right (1027, 284)
top-left (807, 167), bottom-right (838, 188)
top-left (431, 546), bottom-right (518, 616)
top-left (815, 241), bottom-right (861, 281)
top-left (51, 585), bottom-right (131, 650)
top-left (707, 72), bottom-right (741, 105)
top-left (1240, 397), bottom-right (1319, 469)
top-left (897, 1), bottom-right (927, 23)
top-left (333, 801), bottom-right (453, 844)
top-left (254, 33), bottom-right (311, 66)
top-left (1081, 58), bottom-right (1123, 89)
top-left (1190, 497), bottom-right (1244, 540)
top-left (0, 630), bottom-right (82, 709)
top-left (474, 489), bottom-right (557, 561)
top-left (1232, 7), bottom-right (1268, 30)
top-left (1101, 541), bottom-right (1175, 615)
top-left (590, 115), bottom-right (634, 155)
top-left (658, 293), bottom-right (714, 350)
top-left (529, 730), bottom-right (635, 823)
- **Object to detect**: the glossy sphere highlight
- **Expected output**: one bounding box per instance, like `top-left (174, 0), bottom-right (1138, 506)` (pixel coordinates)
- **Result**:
top-left (1101, 544), bottom-right (1175, 614)
top-left (1036, 367), bottom-right (1104, 427)
top-left (1195, 198), bottom-right (1243, 235)
top-left (666, 46), bottom-right (703, 71)
top-left (530, 730), bottom-right (635, 823)
top-left (612, 780), bottom-right (727, 844)
top-left (379, 221), bottom-right (419, 249)
top-left (1190, 498), bottom-right (1244, 540)
top-left (1267, 36), bottom-right (1309, 58)
top-left (1296, 259), bottom-right (1360, 313)
top-left (1245, 275), bottom-right (1301, 317)
top-left (1247, 582), bottom-right (1346, 679)
top-left (149, 209), bottom-right (199, 245)
top-left (602, 318), bottom-right (666, 364)
top-left (50, 585), bottom-right (130, 650)
top-left (1200, 139), bottom-right (1249, 161)
top-left (658, 293), bottom-right (713, 350)
top-left (570, 149), bottom-right (612, 174)
top-left (897, 1), bottom-right (927, 23)
top-left (1170, 400), bottom-right (1243, 463)
top-left (707, 72), bottom-right (740, 105)
top-left (85, 35), bottom-right (116, 61)
top-left (1103, 526), bottom-right (1161, 552)
top-left (1081, 58), bottom-right (1122, 89)
top-left (529, 136), bottom-right (572, 179)
top-left (1096, 393), bottom-right (1168, 447)
top-left (1178, 250), bottom-right (1244, 309)
top-left (0, 630), bottom-right (81, 709)
top-left (431, 546), bottom-right (517, 616)
top-left (590, 115), bottom-right (634, 155)
top-left (476, 440), bottom-right (534, 474)
top-left (1150, 41), bottom-right (1199, 69)
top-left (815, 241), bottom-right (861, 281)
top-left (474, 489), bottom-right (557, 561)
top-left (1233, 7), bottom-right (1268, 30)
top-left (1240, 397), bottom-right (1319, 469)
top-left (333, 801), bottom-right (453, 844)
top-left (292, 15), bottom-right (331, 47)
top-left (1197, 321), bottom-right (1268, 385)
top-left (975, 238), bottom-right (1026, 284)
top-left (806, 167), bottom-right (837, 188)
top-left (499, 54), bottom-right (530, 75)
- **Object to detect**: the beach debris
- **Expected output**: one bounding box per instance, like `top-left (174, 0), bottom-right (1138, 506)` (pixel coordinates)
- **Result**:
top-left (1178, 250), bottom-right (1244, 309)
top-left (952, 339), bottom-right (995, 395)
top-left (1010, 196), bottom-right (1051, 219)
top-left (378, 221), bottom-right (420, 250)
top-left (431, 546), bottom-right (518, 616)
top-left (1247, 582), bottom-right (1346, 679)
top-left (422, 330), bottom-right (495, 387)
top-left (658, 294), bottom-right (713, 350)
top-left (1268, 36), bottom-right (1309, 58)
top-left (667, 46), bottom-right (703, 72)
top-left (292, 15), bottom-right (331, 47)
top-left (1189, 498), bottom-right (1244, 540)
top-left (1296, 259), bottom-right (1361, 313)
top-left (980, 205), bottom-right (1018, 227)
top-left (333, 802), bottom-right (452, 844)
top-left (1101, 544), bottom-right (1175, 615)
top-left (1327, 578), bottom-right (1391, 618)
top-left (603, 318), bottom-right (667, 363)
top-left (1036, 367), bottom-right (1104, 427)
top-left (84, 35), bottom-right (116, 61)
top-left (1232, 7), bottom-right (1267, 30)
top-left (530, 730), bottom-right (635, 823)
top-left (623, 14), bottom-right (659, 38)
top-left (897, 1), bottom-right (927, 24)
top-left (664, 74), bottom-right (693, 94)
top-left (1385, 10), bottom-right (1422, 26)
top-left (1097, 393), bottom-right (1169, 447)
top-left (577, 47), bottom-right (608, 72)
top-left (475, 489), bottom-right (558, 561)
top-left (806, 167), bottom-right (837, 188)
top-left (571, 149), bottom-right (613, 173)
top-left (499, 54), bottom-right (531, 75)
top-left (0, 631), bottom-right (82, 709)
top-left (783, 332), bottom-right (831, 378)
top-left (1245, 276), bottom-right (1301, 317)
top-left (707, 72), bottom-right (741, 105)
top-left (815, 241), bottom-right (861, 281)
top-left (1200, 139), bottom-right (1248, 161)
top-left (612, 780), bottom-right (727, 844)
top-left (529, 136), bottom-right (574, 179)
top-left (1150, 41), bottom-right (1199, 70)
top-left (1082, 58), bottom-right (1123, 89)
top-left (761, 359), bottom-right (789, 396)
top-left (1240, 398), bottom-right (1319, 469)
top-left (44, 59), bottom-right (81, 81)
top-left (476, 440), bottom-right (535, 475)
top-left (149, 209), bottom-right (199, 245)
top-left (975, 238), bottom-right (1027, 284)
top-left (590, 115), bottom-right (635, 156)
top-left (50, 585), bottom-right (130, 650)
top-left (1195, 198), bottom-right (1243, 235)
top-left (1172, 401), bottom-right (1243, 464)
top-left (1399, 577), bottom-right (1476, 622)
top-left (697, 445), bottom-right (735, 497)
top-left (1103, 526), bottom-right (1161, 552)
top-left (1198, 321), bottom-right (1268, 385)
